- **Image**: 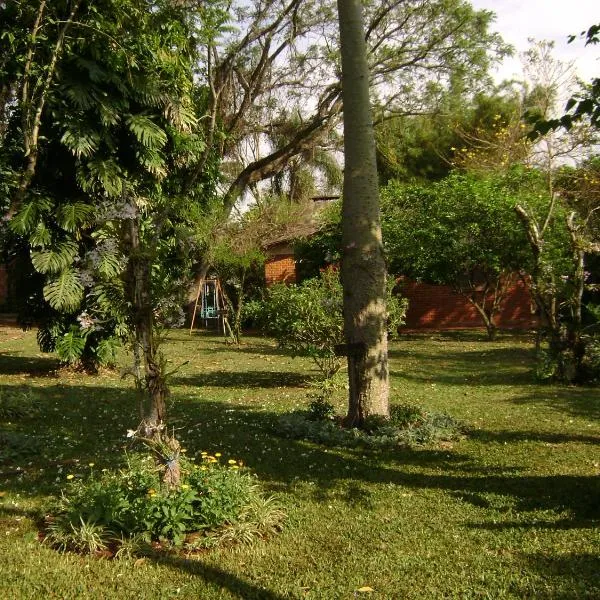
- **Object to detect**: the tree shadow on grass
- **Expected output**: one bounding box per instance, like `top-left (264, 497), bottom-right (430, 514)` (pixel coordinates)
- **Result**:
top-left (156, 555), bottom-right (289, 600)
top-left (467, 428), bottom-right (600, 445)
top-left (0, 351), bottom-right (60, 376)
top-left (389, 345), bottom-right (535, 386)
top-left (510, 388), bottom-right (600, 421)
top-left (1, 379), bottom-right (597, 523)
top-left (164, 399), bottom-right (600, 524)
top-left (170, 370), bottom-right (313, 389)
top-left (0, 386), bottom-right (598, 599)
top-left (519, 552), bottom-right (600, 599)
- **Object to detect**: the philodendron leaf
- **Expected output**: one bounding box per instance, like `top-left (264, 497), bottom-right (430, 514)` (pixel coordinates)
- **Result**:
top-left (43, 269), bottom-right (84, 311)
top-left (31, 241), bottom-right (79, 274)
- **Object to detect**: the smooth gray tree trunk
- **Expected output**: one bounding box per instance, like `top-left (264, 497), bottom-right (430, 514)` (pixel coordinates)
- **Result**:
top-left (337, 0), bottom-right (390, 427)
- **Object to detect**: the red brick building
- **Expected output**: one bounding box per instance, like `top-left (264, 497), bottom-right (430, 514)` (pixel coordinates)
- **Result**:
top-left (264, 241), bottom-right (298, 285)
top-left (263, 246), bottom-right (536, 331)
top-left (398, 277), bottom-right (535, 330)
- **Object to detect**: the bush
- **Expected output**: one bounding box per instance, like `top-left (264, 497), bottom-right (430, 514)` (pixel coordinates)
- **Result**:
top-left (45, 452), bottom-right (285, 555)
top-left (277, 403), bottom-right (464, 449)
top-left (255, 269), bottom-right (407, 378)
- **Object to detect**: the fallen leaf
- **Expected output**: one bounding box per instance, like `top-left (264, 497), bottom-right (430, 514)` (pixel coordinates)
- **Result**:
top-left (356, 587), bottom-right (374, 593)
top-left (134, 558), bottom-right (146, 568)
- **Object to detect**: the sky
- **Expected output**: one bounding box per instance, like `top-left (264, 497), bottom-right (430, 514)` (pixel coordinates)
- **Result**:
top-left (470, 0), bottom-right (599, 82)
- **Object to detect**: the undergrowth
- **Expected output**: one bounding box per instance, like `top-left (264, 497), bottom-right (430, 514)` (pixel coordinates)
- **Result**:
top-left (45, 451), bottom-right (285, 556)
top-left (277, 403), bottom-right (464, 448)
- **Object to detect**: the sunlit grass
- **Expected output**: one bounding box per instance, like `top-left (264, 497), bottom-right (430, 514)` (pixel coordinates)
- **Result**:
top-left (0, 327), bottom-right (598, 599)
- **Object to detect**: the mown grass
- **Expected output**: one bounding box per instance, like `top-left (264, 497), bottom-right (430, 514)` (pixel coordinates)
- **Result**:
top-left (0, 326), bottom-right (598, 599)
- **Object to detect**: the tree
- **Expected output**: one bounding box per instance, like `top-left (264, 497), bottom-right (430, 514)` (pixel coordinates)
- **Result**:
top-left (182, 0), bottom-right (509, 293)
top-left (336, 0), bottom-right (390, 427)
top-left (2, 0), bottom-right (221, 484)
top-left (533, 24), bottom-right (600, 133)
top-left (375, 84), bottom-right (525, 183)
top-left (381, 172), bottom-right (533, 340)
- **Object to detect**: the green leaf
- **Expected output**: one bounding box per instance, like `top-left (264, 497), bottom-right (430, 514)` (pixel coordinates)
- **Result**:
top-left (126, 114), bottom-right (168, 149)
top-left (31, 241), bottom-right (79, 275)
top-left (61, 127), bottom-right (101, 158)
top-left (55, 326), bottom-right (87, 364)
top-left (96, 251), bottom-right (123, 279)
top-left (56, 203), bottom-right (95, 233)
top-left (9, 197), bottom-right (52, 235)
top-left (43, 269), bottom-right (84, 311)
top-left (29, 222), bottom-right (52, 248)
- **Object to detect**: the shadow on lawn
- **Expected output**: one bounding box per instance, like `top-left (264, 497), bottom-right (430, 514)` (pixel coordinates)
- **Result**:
top-left (510, 388), bottom-right (600, 421)
top-left (1, 382), bottom-right (598, 597)
top-left (170, 370), bottom-right (312, 389)
top-left (521, 552), bottom-right (600, 599)
top-left (468, 428), bottom-right (600, 445)
top-left (389, 345), bottom-right (535, 386)
top-left (157, 555), bottom-right (289, 600)
top-left (0, 351), bottom-right (60, 376)
top-left (2, 384), bottom-right (596, 525)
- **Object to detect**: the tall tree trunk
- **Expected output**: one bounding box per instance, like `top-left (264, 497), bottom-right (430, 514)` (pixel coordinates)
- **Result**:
top-left (337, 0), bottom-right (389, 427)
top-left (125, 216), bottom-right (167, 433)
top-left (125, 213), bottom-right (180, 487)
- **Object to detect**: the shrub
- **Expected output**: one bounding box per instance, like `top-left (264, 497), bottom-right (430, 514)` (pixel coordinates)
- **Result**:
top-left (255, 269), bottom-right (407, 378)
top-left (277, 403), bottom-right (463, 449)
top-left (45, 452), bottom-right (285, 555)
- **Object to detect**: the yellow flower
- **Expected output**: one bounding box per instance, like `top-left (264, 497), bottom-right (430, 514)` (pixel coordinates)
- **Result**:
top-left (230, 465), bottom-right (239, 470)
top-left (215, 452), bottom-right (222, 457)
top-left (201, 451), bottom-right (207, 456)
top-left (88, 463), bottom-right (95, 467)
top-left (200, 466), bottom-right (207, 471)
top-left (228, 459), bottom-right (237, 465)
top-left (181, 484), bottom-right (190, 490)
top-left (181, 448), bottom-right (187, 453)
top-left (66, 474), bottom-right (74, 480)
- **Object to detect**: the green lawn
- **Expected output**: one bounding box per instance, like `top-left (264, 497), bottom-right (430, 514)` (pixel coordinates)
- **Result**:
top-left (0, 326), bottom-right (598, 599)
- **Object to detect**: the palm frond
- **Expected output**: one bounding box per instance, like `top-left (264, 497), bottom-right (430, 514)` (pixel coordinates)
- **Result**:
top-left (126, 114), bottom-right (168, 149)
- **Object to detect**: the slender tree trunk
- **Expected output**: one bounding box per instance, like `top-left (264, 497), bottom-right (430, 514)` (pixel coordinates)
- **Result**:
top-left (125, 213), bottom-right (180, 487)
top-left (337, 0), bottom-right (389, 427)
top-left (125, 216), bottom-right (167, 432)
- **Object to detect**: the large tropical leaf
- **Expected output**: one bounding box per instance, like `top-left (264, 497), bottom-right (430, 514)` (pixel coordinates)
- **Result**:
top-left (136, 147), bottom-right (167, 177)
top-left (57, 203), bottom-right (95, 233)
top-left (29, 222), bottom-right (52, 248)
top-left (55, 326), bottom-right (88, 364)
top-left (126, 114), bottom-right (168, 149)
top-left (9, 197), bottom-right (52, 235)
top-left (31, 241), bottom-right (79, 274)
top-left (43, 269), bottom-right (84, 311)
top-left (61, 125), bottom-right (101, 158)
top-left (77, 159), bottom-right (124, 197)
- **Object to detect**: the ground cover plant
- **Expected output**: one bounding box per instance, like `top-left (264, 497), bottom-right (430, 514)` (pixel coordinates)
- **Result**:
top-left (0, 325), bottom-right (599, 599)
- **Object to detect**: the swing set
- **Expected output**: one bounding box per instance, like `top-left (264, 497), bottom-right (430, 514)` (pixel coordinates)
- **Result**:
top-left (189, 277), bottom-right (227, 334)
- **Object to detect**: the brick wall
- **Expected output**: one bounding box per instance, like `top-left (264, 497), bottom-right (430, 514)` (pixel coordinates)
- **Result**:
top-left (263, 253), bottom-right (536, 331)
top-left (399, 278), bottom-right (536, 330)
top-left (265, 255), bottom-right (297, 286)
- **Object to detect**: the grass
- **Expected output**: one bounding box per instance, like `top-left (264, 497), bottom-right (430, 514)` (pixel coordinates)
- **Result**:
top-left (0, 326), bottom-right (599, 599)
